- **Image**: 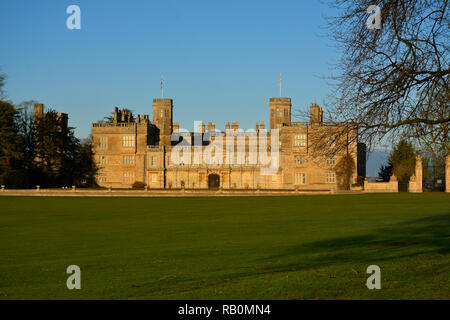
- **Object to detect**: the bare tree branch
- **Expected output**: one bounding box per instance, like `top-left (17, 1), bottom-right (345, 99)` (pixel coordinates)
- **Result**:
top-left (319, 0), bottom-right (449, 152)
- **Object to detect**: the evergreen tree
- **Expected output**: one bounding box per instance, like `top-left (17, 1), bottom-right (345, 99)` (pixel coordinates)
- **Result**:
top-left (378, 164), bottom-right (393, 182)
top-left (33, 109), bottom-right (79, 186)
top-left (0, 69), bottom-right (98, 188)
top-left (0, 101), bottom-right (24, 187)
top-left (73, 137), bottom-right (98, 187)
top-left (388, 139), bottom-right (416, 191)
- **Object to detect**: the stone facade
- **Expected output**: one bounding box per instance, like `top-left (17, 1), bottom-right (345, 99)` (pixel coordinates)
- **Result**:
top-left (92, 97), bottom-right (366, 190)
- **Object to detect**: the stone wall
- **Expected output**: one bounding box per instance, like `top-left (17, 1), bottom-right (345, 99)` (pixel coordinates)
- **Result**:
top-left (0, 188), bottom-right (336, 198)
top-left (364, 175), bottom-right (398, 193)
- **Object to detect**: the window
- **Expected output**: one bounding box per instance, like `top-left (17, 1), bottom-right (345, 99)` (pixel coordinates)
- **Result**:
top-left (98, 155), bottom-right (107, 165)
top-left (277, 108), bottom-right (282, 117)
top-left (326, 172), bottom-right (336, 183)
top-left (295, 173), bottom-right (306, 185)
top-left (327, 136), bottom-right (336, 149)
top-left (294, 134), bottom-right (307, 147)
top-left (294, 156), bottom-right (307, 166)
top-left (272, 175), bottom-right (277, 182)
top-left (159, 109), bottom-right (164, 118)
top-left (151, 173), bottom-right (157, 183)
top-left (326, 156), bottom-right (336, 166)
top-left (284, 109), bottom-right (289, 117)
top-left (151, 156), bottom-right (157, 166)
top-left (99, 137), bottom-right (108, 149)
top-left (122, 135), bottom-right (135, 148)
top-left (165, 110), bottom-right (169, 117)
top-left (124, 171), bottom-right (135, 184)
top-left (123, 155), bottom-right (135, 165)
top-left (97, 173), bottom-right (107, 183)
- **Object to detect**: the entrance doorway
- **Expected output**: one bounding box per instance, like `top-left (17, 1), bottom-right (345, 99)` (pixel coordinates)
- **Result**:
top-left (208, 174), bottom-right (220, 189)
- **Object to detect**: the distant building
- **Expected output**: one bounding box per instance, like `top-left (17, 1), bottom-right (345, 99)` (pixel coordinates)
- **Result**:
top-left (33, 103), bottom-right (69, 167)
top-left (34, 103), bottom-right (68, 129)
top-left (91, 97), bottom-right (366, 190)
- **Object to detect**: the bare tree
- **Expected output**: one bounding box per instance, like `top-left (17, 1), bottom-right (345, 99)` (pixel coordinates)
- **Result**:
top-left (16, 101), bottom-right (38, 167)
top-left (321, 0), bottom-right (449, 151)
top-left (335, 153), bottom-right (356, 189)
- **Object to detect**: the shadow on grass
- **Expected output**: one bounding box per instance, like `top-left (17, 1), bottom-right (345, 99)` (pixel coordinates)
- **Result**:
top-left (130, 213), bottom-right (450, 298)
top-left (241, 213), bottom-right (450, 277)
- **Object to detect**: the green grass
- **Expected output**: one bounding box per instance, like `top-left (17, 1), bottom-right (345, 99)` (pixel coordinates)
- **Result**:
top-left (0, 194), bottom-right (449, 300)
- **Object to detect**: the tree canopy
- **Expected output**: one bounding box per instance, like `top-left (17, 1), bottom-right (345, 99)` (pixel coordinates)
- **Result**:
top-left (0, 70), bottom-right (98, 188)
top-left (388, 139), bottom-right (416, 190)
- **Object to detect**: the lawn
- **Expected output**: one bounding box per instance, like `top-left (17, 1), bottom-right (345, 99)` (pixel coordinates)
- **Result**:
top-left (0, 193), bottom-right (449, 299)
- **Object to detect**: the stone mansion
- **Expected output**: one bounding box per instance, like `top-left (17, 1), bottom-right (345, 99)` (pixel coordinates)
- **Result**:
top-left (91, 97), bottom-right (366, 190)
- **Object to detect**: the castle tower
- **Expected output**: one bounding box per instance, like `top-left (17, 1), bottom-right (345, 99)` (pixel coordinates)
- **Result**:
top-left (269, 97), bottom-right (291, 130)
top-left (310, 103), bottom-right (323, 126)
top-left (34, 103), bottom-right (44, 120)
top-left (153, 98), bottom-right (173, 146)
top-left (33, 103), bottom-right (68, 128)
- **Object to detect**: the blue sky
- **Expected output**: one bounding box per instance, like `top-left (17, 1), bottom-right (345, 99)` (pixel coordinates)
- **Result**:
top-left (0, 0), bottom-right (389, 175)
top-left (0, 0), bottom-right (340, 136)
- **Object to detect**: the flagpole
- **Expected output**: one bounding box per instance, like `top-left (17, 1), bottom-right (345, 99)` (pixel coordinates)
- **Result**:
top-left (161, 75), bottom-right (164, 98)
top-left (279, 73), bottom-right (282, 97)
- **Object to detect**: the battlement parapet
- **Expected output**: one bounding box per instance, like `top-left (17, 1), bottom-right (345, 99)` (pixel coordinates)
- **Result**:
top-left (153, 98), bottom-right (173, 103)
top-left (289, 122), bottom-right (309, 127)
top-left (92, 122), bottom-right (137, 128)
top-left (288, 121), bottom-right (346, 127)
top-left (270, 97), bottom-right (291, 103)
top-left (147, 145), bottom-right (164, 152)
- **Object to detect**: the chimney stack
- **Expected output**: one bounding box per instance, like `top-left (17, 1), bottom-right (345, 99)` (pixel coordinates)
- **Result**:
top-left (34, 103), bottom-right (44, 119)
top-left (198, 122), bottom-right (205, 133)
top-left (114, 107), bottom-right (119, 123)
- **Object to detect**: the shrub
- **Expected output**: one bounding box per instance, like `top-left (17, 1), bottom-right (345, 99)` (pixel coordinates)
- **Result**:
top-left (131, 181), bottom-right (146, 190)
